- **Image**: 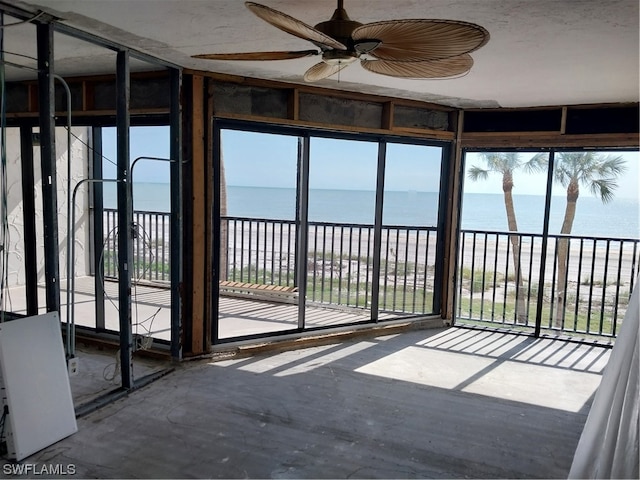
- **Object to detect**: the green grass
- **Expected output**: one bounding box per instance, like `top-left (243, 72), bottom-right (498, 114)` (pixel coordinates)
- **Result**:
top-left (458, 293), bottom-right (618, 337)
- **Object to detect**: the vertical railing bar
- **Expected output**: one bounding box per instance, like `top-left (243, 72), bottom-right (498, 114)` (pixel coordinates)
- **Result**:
top-left (479, 232), bottom-right (489, 321)
top-left (382, 227), bottom-right (391, 311)
top-left (260, 220), bottom-right (266, 284)
top-left (311, 224), bottom-right (318, 302)
top-left (149, 213), bottom-right (153, 281)
top-left (599, 239), bottom-right (611, 335)
top-left (365, 226), bottom-right (371, 309)
top-left (587, 239), bottom-right (597, 333)
top-left (503, 233), bottom-right (510, 324)
top-left (148, 213), bottom-right (153, 281)
top-left (402, 228), bottom-right (410, 312)
top-left (321, 224), bottom-right (327, 302)
top-left (249, 221), bottom-right (254, 282)
top-left (155, 213), bottom-right (160, 281)
top-left (355, 226), bottom-right (362, 308)
top-left (612, 240), bottom-right (624, 335)
top-left (491, 233), bottom-right (499, 322)
top-left (137, 212), bottom-right (142, 280)
top-left (232, 219), bottom-right (238, 281)
top-left (469, 232), bottom-right (477, 320)
top-left (560, 237), bottom-right (571, 332)
top-left (109, 210), bottom-right (113, 278)
top-left (347, 226), bottom-right (353, 307)
top-left (254, 220), bottom-right (260, 283)
top-left (412, 230), bottom-right (420, 313)
top-left (422, 229), bottom-right (430, 313)
top-left (549, 235), bottom-right (559, 330)
top-left (287, 222), bottom-right (293, 286)
top-left (526, 235), bottom-right (535, 325)
top-left (574, 239), bottom-right (584, 332)
top-left (337, 225), bottom-right (344, 304)
top-left (457, 231), bottom-right (466, 319)
top-left (277, 222), bottom-right (283, 285)
top-left (393, 228), bottom-right (400, 311)
top-left (630, 241), bottom-right (638, 295)
top-left (240, 220), bottom-right (245, 282)
top-left (269, 220), bottom-right (275, 284)
top-left (329, 225), bottom-right (336, 303)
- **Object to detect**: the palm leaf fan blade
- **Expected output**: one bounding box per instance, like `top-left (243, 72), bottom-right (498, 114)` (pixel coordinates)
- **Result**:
top-left (245, 2), bottom-right (347, 50)
top-left (193, 50), bottom-right (319, 61)
top-left (361, 55), bottom-right (473, 79)
top-left (303, 62), bottom-right (349, 82)
top-left (353, 20), bottom-right (489, 61)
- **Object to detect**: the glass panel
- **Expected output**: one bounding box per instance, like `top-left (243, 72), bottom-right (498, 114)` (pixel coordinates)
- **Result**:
top-left (305, 137), bottom-right (381, 326)
top-left (217, 129), bottom-right (299, 339)
top-left (458, 151), bottom-right (550, 330)
top-left (542, 150), bottom-right (640, 338)
top-left (379, 143), bottom-right (442, 316)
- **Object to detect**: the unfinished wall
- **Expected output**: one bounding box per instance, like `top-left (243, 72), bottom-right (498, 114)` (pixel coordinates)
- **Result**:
top-left (4, 126), bottom-right (91, 289)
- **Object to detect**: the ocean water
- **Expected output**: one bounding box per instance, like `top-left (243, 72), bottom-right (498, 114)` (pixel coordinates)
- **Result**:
top-left (104, 183), bottom-right (640, 239)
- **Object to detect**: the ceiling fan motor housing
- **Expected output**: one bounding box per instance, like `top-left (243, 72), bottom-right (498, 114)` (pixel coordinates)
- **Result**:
top-left (314, 6), bottom-right (362, 49)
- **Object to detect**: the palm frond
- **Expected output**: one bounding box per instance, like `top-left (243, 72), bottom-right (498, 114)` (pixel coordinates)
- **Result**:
top-left (524, 153), bottom-right (548, 174)
top-left (589, 178), bottom-right (619, 204)
top-left (468, 165), bottom-right (490, 181)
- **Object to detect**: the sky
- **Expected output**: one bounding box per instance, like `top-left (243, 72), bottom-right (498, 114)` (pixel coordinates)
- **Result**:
top-left (102, 126), bottom-right (639, 200)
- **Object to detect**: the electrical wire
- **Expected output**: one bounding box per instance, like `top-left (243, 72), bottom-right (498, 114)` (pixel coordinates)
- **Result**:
top-left (0, 12), bottom-right (9, 321)
top-left (0, 11), bottom-right (44, 29)
top-left (97, 221), bottom-right (162, 352)
top-left (67, 128), bottom-right (119, 169)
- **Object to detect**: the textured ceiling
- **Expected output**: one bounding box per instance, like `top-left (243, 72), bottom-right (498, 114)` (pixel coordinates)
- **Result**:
top-left (5, 0), bottom-right (640, 108)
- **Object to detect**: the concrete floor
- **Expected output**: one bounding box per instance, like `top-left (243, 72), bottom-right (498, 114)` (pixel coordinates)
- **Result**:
top-left (2, 327), bottom-right (610, 479)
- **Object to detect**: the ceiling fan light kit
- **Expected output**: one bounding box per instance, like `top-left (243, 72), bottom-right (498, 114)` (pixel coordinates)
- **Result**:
top-left (193, 0), bottom-right (489, 82)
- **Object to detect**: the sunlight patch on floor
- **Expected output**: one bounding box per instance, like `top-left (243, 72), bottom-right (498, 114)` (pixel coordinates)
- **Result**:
top-left (355, 345), bottom-right (602, 412)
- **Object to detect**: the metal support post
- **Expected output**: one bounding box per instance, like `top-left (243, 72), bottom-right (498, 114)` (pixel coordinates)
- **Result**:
top-left (296, 136), bottom-right (310, 329)
top-left (370, 141), bottom-right (387, 321)
top-left (116, 50), bottom-right (133, 389)
top-left (169, 68), bottom-right (183, 360)
top-left (19, 125), bottom-right (38, 315)
top-left (37, 22), bottom-right (60, 313)
top-left (91, 127), bottom-right (106, 330)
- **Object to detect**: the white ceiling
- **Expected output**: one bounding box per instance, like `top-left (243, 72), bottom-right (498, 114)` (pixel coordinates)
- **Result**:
top-left (6, 0), bottom-right (640, 108)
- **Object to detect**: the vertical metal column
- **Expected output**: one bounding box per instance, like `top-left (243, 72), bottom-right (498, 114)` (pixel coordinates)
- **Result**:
top-left (91, 126), bottom-right (105, 330)
top-left (19, 125), bottom-right (38, 315)
top-left (535, 150), bottom-right (556, 338)
top-left (169, 68), bottom-right (183, 360)
top-left (37, 23), bottom-right (60, 313)
top-left (370, 141), bottom-right (387, 321)
top-left (116, 50), bottom-right (133, 389)
top-left (296, 136), bottom-right (310, 329)
top-left (433, 143), bottom-right (452, 314)
top-left (211, 122), bottom-right (221, 344)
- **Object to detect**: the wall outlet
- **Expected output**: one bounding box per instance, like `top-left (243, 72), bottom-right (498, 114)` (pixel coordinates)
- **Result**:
top-left (67, 357), bottom-right (79, 377)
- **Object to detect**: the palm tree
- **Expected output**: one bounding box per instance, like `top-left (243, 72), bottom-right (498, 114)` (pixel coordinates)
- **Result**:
top-left (468, 152), bottom-right (547, 321)
top-left (541, 151), bottom-right (626, 327)
top-left (219, 142), bottom-right (229, 282)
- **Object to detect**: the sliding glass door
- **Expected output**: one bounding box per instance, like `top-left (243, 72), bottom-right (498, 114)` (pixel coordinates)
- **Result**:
top-left (213, 122), bottom-right (450, 343)
top-left (217, 129), bottom-right (300, 339)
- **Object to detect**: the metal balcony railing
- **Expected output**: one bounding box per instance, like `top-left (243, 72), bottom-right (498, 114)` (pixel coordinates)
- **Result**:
top-left (457, 229), bottom-right (639, 338)
top-left (101, 209), bottom-right (638, 338)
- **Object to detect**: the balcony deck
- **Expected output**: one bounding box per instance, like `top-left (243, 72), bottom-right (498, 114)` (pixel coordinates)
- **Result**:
top-left (6, 276), bottom-right (407, 344)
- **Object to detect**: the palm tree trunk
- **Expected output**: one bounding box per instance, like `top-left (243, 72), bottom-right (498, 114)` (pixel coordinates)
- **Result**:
top-left (503, 186), bottom-right (526, 322)
top-left (555, 197), bottom-right (577, 327)
top-left (219, 146), bottom-right (228, 282)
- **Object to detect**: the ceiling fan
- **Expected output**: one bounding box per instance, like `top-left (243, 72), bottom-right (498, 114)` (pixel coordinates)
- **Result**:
top-left (192, 0), bottom-right (489, 82)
